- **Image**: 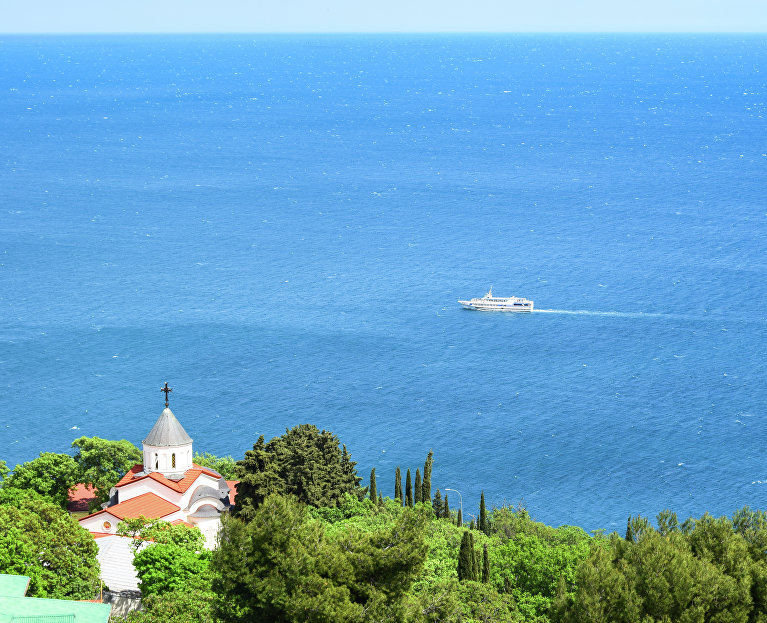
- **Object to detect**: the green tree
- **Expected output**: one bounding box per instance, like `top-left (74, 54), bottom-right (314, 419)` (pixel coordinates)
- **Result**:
top-left (433, 489), bottom-right (443, 518)
top-left (0, 497), bottom-right (100, 599)
top-left (71, 436), bottom-right (142, 511)
top-left (233, 424), bottom-right (362, 520)
top-left (479, 491), bottom-right (487, 535)
top-left (552, 527), bottom-right (755, 623)
top-left (395, 466), bottom-right (403, 503)
top-left (0, 459), bottom-right (8, 485)
top-left (125, 575), bottom-right (215, 623)
top-left (133, 543), bottom-right (211, 596)
top-left (117, 516), bottom-right (206, 553)
top-left (193, 451), bottom-right (238, 480)
top-left (656, 508), bottom-right (680, 536)
top-left (624, 514), bottom-right (652, 543)
top-left (4, 452), bottom-right (80, 508)
top-left (482, 543), bottom-right (490, 583)
top-left (414, 468), bottom-right (422, 504)
top-left (443, 494), bottom-right (450, 519)
top-left (406, 469), bottom-right (413, 508)
top-left (212, 493), bottom-right (428, 623)
top-left (458, 531), bottom-right (478, 581)
top-left (422, 450), bottom-right (433, 504)
top-left (456, 508), bottom-right (462, 527)
top-left (369, 468), bottom-right (377, 503)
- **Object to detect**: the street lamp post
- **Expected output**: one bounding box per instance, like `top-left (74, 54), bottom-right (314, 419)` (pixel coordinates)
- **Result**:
top-left (445, 488), bottom-right (463, 523)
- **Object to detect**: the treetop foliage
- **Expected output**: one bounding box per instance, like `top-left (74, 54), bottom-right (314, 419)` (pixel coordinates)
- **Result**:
top-left (193, 451), bottom-right (238, 480)
top-left (213, 493), bottom-right (429, 622)
top-left (71, 436), bottom-right (142, 511)
top-left (3, 452), bottom-right (80, 509)
top-left (0, 496), bottom-right (100, 599)
top-left (233, 424), bottom-right (363, 520)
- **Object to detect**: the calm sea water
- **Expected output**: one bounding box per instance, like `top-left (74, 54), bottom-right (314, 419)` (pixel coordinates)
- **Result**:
top-left (1, 34), bottom-right (766, 532)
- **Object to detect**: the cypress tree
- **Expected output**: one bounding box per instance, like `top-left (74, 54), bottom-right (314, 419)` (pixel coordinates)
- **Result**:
top-left (457, 508), bottom-right (463, 527)
top-left (378, 492), bottom-right (383, 504)
top-left (433, 489), bottom-right (443, 518)
top-left (443, 494), bottom-right (450, 519)
top-left (473, 548), bottom-right (481, 582)
top-left (405, 469), bottom-right (413, 508)
top-left (394, 467), bottom-right (402, 503)
top-left (458, 531), bottom-right (479, 582)
top-left (422, 450), bottom-right (433, 503)
top-left (479, 491), bottom-right (488, 535)
top-left (369, 468), bottom-right (377, 503)
top-left (457, 531), bottom-right (473, 581)
top-left (469, 518), bottom-right (475, 530)
top-left (482, 543), bottom-right (490, 583)
top-left (414, 469), bottom-right (422, 504)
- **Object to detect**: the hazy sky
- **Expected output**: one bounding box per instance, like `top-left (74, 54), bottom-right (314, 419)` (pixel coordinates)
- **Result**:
top-left (2, 0), bottom-right (766, 33)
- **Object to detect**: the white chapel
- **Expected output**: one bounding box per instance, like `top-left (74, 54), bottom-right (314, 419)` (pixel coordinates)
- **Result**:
top-left (78, 384), bottom-right (236, 550)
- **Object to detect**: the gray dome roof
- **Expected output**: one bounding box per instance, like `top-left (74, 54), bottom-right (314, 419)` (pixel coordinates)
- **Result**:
top-left (143, 407), bottom-right (193, 447)
top-left (189, 504), bottom-right (220, 518)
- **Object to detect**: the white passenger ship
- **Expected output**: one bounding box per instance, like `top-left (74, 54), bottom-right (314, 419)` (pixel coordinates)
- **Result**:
top-left (458, 287), bottom-right (534, 312)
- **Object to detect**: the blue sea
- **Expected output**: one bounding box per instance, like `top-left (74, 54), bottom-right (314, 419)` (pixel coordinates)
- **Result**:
top-left (1, 34), bottom-right (766, 533)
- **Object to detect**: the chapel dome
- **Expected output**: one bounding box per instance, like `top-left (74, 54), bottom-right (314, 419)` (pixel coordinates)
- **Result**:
top-left (143, 407), bottom-right (193, 447)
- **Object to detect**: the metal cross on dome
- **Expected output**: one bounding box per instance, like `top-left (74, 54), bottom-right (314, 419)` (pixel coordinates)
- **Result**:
top-left (161, 382), bottom-right (172, 408)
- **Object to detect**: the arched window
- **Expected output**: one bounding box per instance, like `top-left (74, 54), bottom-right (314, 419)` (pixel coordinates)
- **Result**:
top-left (154, 454), bottom-right (159, 470)
top-left (172, 453), bottom-right (176, 468)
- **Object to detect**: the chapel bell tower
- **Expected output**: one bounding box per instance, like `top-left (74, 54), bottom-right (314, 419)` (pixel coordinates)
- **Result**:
top-left (142, 382), bottom-right (194, 479)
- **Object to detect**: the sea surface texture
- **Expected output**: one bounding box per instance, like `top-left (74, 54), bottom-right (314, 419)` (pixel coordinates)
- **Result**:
top-left (1, 34), bottom-right (766, 532)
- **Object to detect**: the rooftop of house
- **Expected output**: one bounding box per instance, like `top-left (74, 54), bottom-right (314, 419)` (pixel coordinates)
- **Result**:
top-left (115, 463), bottom-right (223, 493)
top-left (68, 483), bottom-right (98, 513)
top-left (0, 574), bottom-right (111, 623)
top-left (84, 492), bottom-right (180, 522)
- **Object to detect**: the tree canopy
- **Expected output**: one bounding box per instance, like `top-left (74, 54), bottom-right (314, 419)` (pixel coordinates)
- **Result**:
top-left (212, 493), bottom-right (429, 622)
top-left (2, 452), bottom-right (80, 508)
top-left (0, 497), bottom-right (100, 599)
top-left (552, 510), bottom-right (767, 623)
top-left (71, 436), bottom-right (142, 511)
top-left (233, 424), bottom-right (363, 519)
top-left (193, 451), bottom-right (238, 480)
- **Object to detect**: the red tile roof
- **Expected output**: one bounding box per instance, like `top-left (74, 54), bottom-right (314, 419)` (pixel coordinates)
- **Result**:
top-left (81, 492), bottom-right (180, 522)
top-left (68, 483), bottom-right (97, 513)
top-left (114, 464), bottom-right (222, 493)
top-left (171, 519), bottom-right (195, 528)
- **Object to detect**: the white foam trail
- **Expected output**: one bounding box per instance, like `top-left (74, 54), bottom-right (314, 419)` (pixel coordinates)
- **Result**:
top-left (535, 309), bottom-right (671, 319)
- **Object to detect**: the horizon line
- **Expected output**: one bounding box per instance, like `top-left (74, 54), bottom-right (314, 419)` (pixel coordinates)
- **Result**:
top-left (2, 30), bottom-right (766, 36)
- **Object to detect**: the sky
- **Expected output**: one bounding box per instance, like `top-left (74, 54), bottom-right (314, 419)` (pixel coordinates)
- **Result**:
top-left (1, 0), bottom-right (766, 33)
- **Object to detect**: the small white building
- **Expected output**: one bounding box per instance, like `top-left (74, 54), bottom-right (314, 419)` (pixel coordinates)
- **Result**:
top-left (79, 400), bottom-right (236, 550)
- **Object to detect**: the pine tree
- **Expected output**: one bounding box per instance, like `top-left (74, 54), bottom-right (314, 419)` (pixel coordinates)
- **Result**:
top-left (433, 489), bottom-right (443, 518)
top-left (369, 468), bottom-right (377, 503)
top-left (443, 494), bottom-right (450, 519)
top-left (405, 469), bottom-right (413, 508)
top-left (394, 467), bottom-right (402, 503)
top-left (479, 491), bottom-right (488, 535)
top-left (482, 543), bottom-right (490, 583)
top-left (422, 450), bottom-right (433, 504)
top-left (414, 469), bottom-right (422, 504)
top-left (457, 508), bottom-right (463, 527)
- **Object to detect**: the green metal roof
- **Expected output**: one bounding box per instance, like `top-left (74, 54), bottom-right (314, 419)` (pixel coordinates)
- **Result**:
top-left (0, 576), bottom-right (111, 623)
top-left (0, 574), bottom-right (30, 597)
